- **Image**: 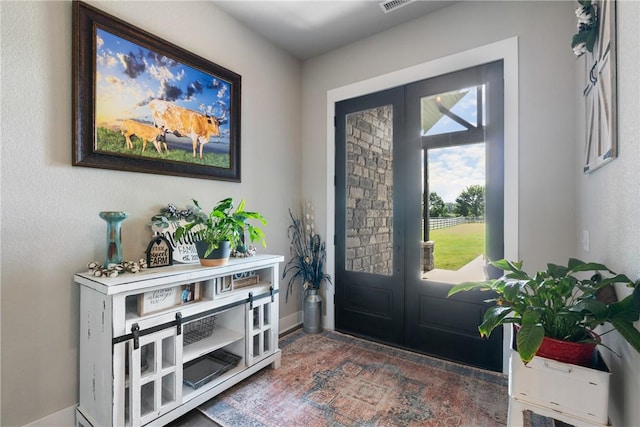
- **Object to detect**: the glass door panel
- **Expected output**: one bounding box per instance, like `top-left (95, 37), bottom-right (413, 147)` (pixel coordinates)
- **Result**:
top-left (422, 143), bottom-right (487, 284)
top-left (335, 86), bottom-right (405, 345)
top-left (345, 106), bottom-right (394, 276)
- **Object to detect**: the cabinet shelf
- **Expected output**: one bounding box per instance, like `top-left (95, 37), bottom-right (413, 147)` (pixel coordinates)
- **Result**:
top-left (183, 326), bottom-right (244, 364)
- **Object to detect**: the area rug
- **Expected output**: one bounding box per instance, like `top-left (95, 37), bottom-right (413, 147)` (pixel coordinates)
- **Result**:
top-left (199, 329), bottom-right (509, 426)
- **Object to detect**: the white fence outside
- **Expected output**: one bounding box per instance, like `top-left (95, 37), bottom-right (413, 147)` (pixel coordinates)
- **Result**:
top-left (428, 216), bottom-right (484, 230)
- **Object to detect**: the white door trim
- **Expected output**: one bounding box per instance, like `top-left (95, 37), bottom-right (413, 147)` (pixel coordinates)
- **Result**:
top-left (325, 36), bottom-right (519, 373)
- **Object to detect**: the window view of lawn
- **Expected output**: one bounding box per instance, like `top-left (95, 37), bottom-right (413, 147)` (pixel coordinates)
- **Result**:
top-left (429, 223), bottom-right (485, 270)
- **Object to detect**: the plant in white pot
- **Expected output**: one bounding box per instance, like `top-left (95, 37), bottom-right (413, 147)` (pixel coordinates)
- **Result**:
top-left (448, 258), bottom-right (640, 366)
top-left (283, 203), bottom-right (332, 333)
top-left (175, 198), bottom-right (266, 266)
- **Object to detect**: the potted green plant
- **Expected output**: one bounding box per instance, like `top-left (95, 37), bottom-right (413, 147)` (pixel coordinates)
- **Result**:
top-left (175, 198), bottom-right (266, 266)
top-left (448, 258), bottom-right (640, 366)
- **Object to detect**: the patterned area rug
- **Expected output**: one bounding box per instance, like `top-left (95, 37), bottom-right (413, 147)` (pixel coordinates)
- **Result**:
top-left (199, 330), bottom-right (508, 426)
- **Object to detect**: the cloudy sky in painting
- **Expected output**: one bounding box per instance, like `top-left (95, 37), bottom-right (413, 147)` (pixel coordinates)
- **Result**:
top-left (425, 88), bottom-right (485, 203)
top-left (94, 28), bottom-right (231, 132)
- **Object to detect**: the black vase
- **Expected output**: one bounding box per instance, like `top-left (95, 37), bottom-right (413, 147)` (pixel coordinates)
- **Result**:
top-left (195, 240), bottom-right (231, 266)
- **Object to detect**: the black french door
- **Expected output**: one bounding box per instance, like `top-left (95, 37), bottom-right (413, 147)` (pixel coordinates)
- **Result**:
top-left (334, 87), bottom-right (406, 345)
top-left (335, 61), bottom-right (504, 371)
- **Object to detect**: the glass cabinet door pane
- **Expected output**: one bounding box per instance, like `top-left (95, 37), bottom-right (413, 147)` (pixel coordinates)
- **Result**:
top-left (161, 373), bottom-right (176, 406)
top-left (140, 382), bottom-right (155, 418)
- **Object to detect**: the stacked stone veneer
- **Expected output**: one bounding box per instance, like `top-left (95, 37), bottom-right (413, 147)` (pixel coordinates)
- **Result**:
top-left (346, 106), bottom-right (393, 276)
top-left (421, 241), bottom-right (435, 273)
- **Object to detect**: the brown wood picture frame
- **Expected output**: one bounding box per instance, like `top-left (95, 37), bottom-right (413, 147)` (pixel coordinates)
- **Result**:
top-left (72, 1), bottom-right (241, 181)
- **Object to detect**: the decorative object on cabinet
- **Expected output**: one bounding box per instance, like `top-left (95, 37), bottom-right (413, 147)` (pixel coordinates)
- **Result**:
top-left (175, 198), bottom-right (266, 267)
top-left (151, 203), bottom-right (200, 264)
top-left (87, 259), bottom-right (148, 278)
top-left (196, 241), bottom-right (231, 267)
top-left (183, 316), bottom-right (217, 346)
top-left (233, 275), bottom-right (260, 289)
top-left (137, 283), bottom-right (202, 316)
top-left (145, 235), bottom-right (173, 268)
top-left (232, 245), bottom-right (257, 258)
top-left (448, 258), bottom-right (640, 366)
top-left (98, 211), bottom-right (128, 267)
top-left (580, 0), bottom-right (617, 173)
top-left (75, 254), bottom-right (283, 427)
top-left (72, 1), bottom-right (242, 182)
top-left (283, 202), bottom-right (332, 333)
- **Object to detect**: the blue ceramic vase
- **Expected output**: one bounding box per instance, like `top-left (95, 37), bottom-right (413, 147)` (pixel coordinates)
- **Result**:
top-left (99, 211), bottom-right (128, 267)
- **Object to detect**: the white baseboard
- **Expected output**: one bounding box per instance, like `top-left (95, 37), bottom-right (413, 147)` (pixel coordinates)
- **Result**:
top-left (23, 405), bottom-right (75, 427)
top-left (278, 310), bottom-right (335, 334)
top-left (279, 310), bottom-right (302, 334)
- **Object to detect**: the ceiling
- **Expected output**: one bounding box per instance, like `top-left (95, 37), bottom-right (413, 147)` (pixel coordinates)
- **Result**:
top-left (213, 1), bottom-right (455, 60)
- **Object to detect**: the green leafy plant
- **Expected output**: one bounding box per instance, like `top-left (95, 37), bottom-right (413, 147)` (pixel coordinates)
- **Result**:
top-left (448, 258), bottom-right (640, 363)
top-left (174, 198), bottom-right (266, 258)
top-left (282, 205), bottom-right (332, 302)
top-left (571, 0), bottom-right (598, 57)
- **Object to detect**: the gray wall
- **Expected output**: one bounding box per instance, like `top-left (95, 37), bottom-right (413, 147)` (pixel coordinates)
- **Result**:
top-left (575, 2), bottom-right (640, 426)
top-left (0, 1), bottom-right (301, 425)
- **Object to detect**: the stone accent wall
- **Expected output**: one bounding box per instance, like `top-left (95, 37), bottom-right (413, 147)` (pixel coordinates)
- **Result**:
top-left (345, 106), bottom-right (393, 276)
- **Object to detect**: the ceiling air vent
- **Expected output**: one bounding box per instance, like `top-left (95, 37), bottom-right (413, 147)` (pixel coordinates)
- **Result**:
top-left (379, 0), bottom-right (415, 14)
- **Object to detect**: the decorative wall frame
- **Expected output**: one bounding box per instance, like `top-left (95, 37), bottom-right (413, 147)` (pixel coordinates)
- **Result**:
top-left (583, 0), bottom-right (616, 173)
top-left (72, 1), bottom-right (241, 181)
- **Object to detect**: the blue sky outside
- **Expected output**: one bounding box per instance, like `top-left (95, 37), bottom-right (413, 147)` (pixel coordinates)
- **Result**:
top-left (95, 28), bottom-right (231, 141)
top-left (424, 87), bottom-right (485, 203)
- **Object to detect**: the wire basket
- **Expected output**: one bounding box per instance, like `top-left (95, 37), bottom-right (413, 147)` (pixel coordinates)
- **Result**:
top-left (184, 315), bottom-right (216, 345)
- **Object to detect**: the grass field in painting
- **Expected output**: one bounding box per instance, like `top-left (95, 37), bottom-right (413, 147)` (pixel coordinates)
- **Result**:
top-left (96, 127), bottom-right (230, 168)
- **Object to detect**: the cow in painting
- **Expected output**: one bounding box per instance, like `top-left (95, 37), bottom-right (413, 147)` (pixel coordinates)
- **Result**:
top-left (148, 100), bottom-right (226, 159)
top-left (120, 119), bottom-right (168, 154)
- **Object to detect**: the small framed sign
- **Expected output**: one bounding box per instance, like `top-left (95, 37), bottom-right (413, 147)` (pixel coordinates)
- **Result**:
top-left (137, 283), bottom-right (201, 316)
top-left (151, 221), bottom-right (200, 264)
top-left (232, 275), bottom-right (259, 289)
top-left (215, 276), bottom-right (233, 295)
top-left (145, 236), bottom-right (173, 268)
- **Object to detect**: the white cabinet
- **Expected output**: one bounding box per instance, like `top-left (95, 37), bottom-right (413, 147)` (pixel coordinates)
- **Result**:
top-left (75, 254), bottom-right (283, 427)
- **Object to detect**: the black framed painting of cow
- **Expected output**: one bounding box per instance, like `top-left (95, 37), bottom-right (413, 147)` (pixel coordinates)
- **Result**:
top-left (72, 1), bottom-right (241, 182)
